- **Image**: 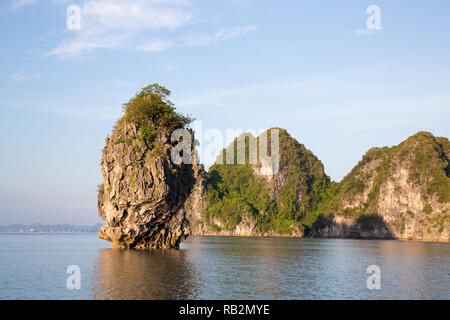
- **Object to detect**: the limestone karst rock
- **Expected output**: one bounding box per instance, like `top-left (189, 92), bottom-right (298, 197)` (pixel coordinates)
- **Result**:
top-left (187, 129), bottom-right (449, 241)
top-left (186, 128), bottom-right (331, 237)
top-left (97, 84), bottom-right (201, 249)
top-left (313, 131), bottom-right (450, 241)
top-left (97, 86), bottom-right (449, 244)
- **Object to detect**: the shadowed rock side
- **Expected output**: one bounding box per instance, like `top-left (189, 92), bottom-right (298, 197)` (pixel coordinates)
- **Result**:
top-left (97, 84), bottom-right (200, 249)
top-left (311, 214), bottom-right (396, 239)
top-left (312, 131), bottom-right (450, 241)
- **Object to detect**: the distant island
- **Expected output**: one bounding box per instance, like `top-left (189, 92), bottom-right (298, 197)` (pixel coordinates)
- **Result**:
top-left (0, 223), bottom-right (103, 233)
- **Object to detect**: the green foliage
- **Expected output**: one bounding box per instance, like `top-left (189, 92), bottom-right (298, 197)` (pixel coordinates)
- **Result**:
top-left (343, 205), bottom-right (365, 217)
top-left (122, 84), bottom-right (193, 130)
top-left (114, 137), bottom-right (133, 145)
top-left (322, 132), bottom-right (450, 220)
top-left (406, 132), bottom-right (450, 203)
top-left (202, 128), bottom-right (449, 235)
top-left (365, 149), bottom-right (393, 207)
top-left (129, 173), bottom-right (136, 189)
top-left (150, 143), bottom-right (165, 158)
top-left (426, 176), bottom-right (450, 203)
top-left (423, 204), bottom-right (433, 214)
top-left (276, 129), bottom-right (331, 218)
top-left (115, 84), bottom-right (194, 159)
top-left (205, 164), bottom-right (279, 232)
top-left (333, 147), bottom-right (389, 206)
top-left (205, 128), bottom-right (330, 234)
top-left (139, 125), bottom-right (157, 147)
top-left (425, 212), bottom-right (449, 233)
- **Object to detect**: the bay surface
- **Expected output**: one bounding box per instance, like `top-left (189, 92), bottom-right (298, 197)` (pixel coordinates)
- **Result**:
top-left (0, 233), bottom-right (448, 299)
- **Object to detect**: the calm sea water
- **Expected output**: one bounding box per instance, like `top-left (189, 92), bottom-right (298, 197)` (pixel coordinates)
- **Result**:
top-left (0, 233), bottom-right (448, 300)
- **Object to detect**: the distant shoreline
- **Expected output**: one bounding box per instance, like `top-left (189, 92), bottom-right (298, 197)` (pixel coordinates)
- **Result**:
top-left (1, 228), bottom-right (447, 243)
top-left (0, 231), bottom-right (99, 234)
top-left (0, 223), bottom-right (102, 233)
top-left (189, 234), bottom-right (449, 243)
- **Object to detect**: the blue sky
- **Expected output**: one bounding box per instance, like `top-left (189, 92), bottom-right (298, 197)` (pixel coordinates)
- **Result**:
top-left (0, 0), bottom-right (449, 225)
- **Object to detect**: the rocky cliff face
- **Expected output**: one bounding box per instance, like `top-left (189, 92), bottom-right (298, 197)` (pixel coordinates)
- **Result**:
top-left (187, 130), bottom-right (449, 241)
top-left (313, 132), bottom-right (450, 241)
top-left (98, 87), bottom-right (449, 244)
top-left (97, 84), bottom-right (200, 249)
top-left (186, 128), bottom-right (329, 237)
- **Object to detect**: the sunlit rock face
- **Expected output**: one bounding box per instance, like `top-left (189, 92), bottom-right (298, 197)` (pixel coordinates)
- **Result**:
top-left (97, 119), bottom-right (202, 249)
top-left (314, 132), bottom-right (450, 241)
top-left (96, 84), bottom-right (207, 249)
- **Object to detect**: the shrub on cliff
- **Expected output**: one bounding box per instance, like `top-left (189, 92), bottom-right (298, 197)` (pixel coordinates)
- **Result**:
top-left (119, 83), bottom-right (193, 149)
top-left (122, 83), bottom-right (193, 130)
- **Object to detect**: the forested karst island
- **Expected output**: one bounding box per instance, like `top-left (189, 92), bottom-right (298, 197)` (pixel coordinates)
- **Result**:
top-left (97, 84), bottom-right (201, 249)
top-left (97, 84), bottom-right (450, 248)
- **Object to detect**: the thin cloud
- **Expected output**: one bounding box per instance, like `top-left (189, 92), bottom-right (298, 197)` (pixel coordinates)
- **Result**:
top-left (49, 35), bottom-right (126, 57)
top-left (136, 25), bottom-right (256, 52)
top-left (50, 0), bottom-right (193, 58)
top-left (182, 25), bottom-right (256, 47)
top-left (10, 71), bottom-right (40, 82)
top-left (11, 0), bottom-right (38, 10)
top-left (49, 1), bottom-right (256, 58)
top-left (136, 39), bottom-right (173, 52)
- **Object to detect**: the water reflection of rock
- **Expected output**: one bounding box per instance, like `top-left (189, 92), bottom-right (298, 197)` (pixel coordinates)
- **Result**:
top-left (93, 249), bottom-right (198, 299)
